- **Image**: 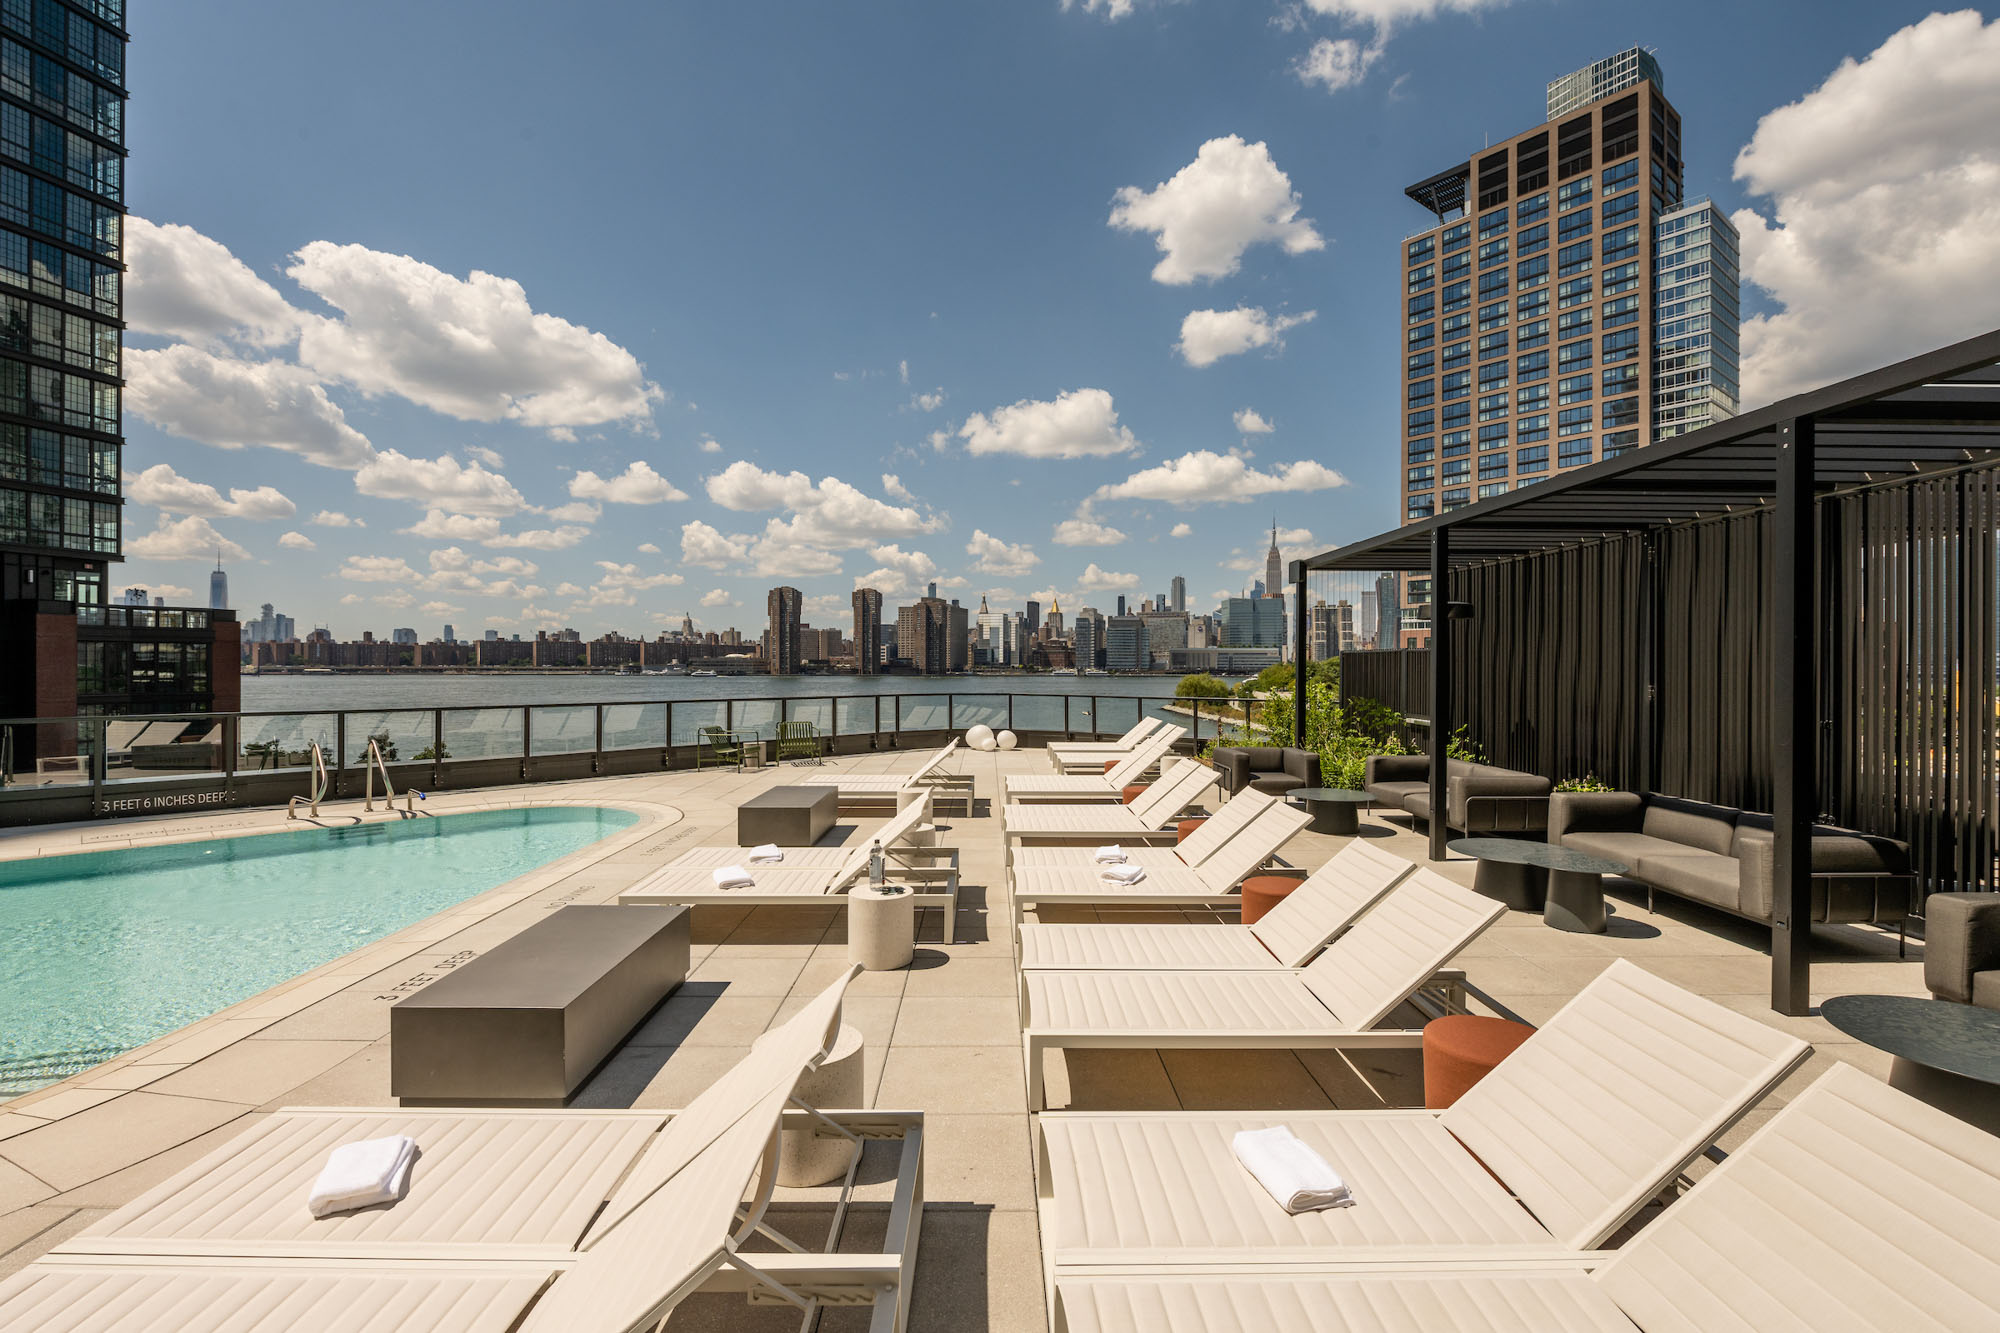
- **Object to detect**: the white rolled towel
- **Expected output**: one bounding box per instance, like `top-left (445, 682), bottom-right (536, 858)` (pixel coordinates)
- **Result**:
top-left (1098, 862), bottom-right (1146, 885)
top-left (713, 865), bottom-right (756, 889)
top-left (308, 1135), bottom-right (418, 1219)
top-left (748, 844), bottom-right (785, 864)
top-left (1231, 1125), bottom-right (1354, 1214)
top-left (1093, 845), bottom-right (1128, 864)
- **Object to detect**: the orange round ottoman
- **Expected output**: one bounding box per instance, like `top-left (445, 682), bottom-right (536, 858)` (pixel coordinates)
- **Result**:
top-left (1103, 761), bottom-right (1119, 774)
top-left (1176, 816), bottom-right (1208, 843)
top-left (1423, 1015), bottom-right (1536, 1109)
top-left (1121, 783), bottom-right (1148, 804)
top-left (1239, 874), bottom-right (1304, 924)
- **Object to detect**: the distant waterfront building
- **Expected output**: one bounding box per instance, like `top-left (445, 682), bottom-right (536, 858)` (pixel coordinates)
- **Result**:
top-left (852, 587), bottom-right (883, 674)
top-left (1263, 524), bottom-right (1284, 598)
top-left (1023, 599), bottom-right (1041, 643)
top-left (976, 595), bottom-right (1006, 665)
top-left (766, 586), bottom-right (803, 675)
top-left (1043, 597), bottom-right (1064, 642)
top-left (1219, 596), bottom-right (1286, 649)
top-left (484, 629), bottom-right (499, 642)
top-left (1170, 576), bottom-right (1186, 613)
top-left (1143, 611), bottom-right (1189, 668)
top-left (946, 600), bottom-right (969, 671)
top-left (1105, 615), bottom-right (1147, 671)
top-left (244, 603), bottom-right (297, 644)
top-left (1073, 607), bottom-right (1105, 670)
top-left (1114, 596), bottom-right (1127, 617)
top-left (116, 587), bottom-right (147, 606)
top-left (209, 556), bottom-right (228, 611)
top-left (1307, 599), bottom-right (1356, 660)
top-left (1545, 47), bottom-right (1664, 119)
top-left (897, 597), bottom-right (949, 674)
top-left (391, 628), bottom-right (417, 645)
top-left (1652, 198), bottom-right (1741, 440)
top-left (442, 623), bottom-right (455, 643)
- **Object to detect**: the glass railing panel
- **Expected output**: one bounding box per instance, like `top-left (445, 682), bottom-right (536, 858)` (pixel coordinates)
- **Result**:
top-left (673, 700), bottom-right (728, 747)
top-left (234, 713), bottom-right (336, 774)
top-left (530, 705), bottom-right (597, 756)
top-left (834, 695), bottom-right (879, 739)
top-left (343, 710), bottom-right (434, 766)
top-left (781, 697), bottom-right (833, 735)
top-left (1080, 695), bottom-right (1140, 740)
top-left (897, 694), bottom-right (948, 732)
top-left (950, 694), bottom-right (1007, 731)
top-left (1011, 694), bottom-right (1066, 733)
top-left (601, 703), bottom-right (666, 751)
top-left (1, 718), bottom-right (99, 789)
top-left (732, 700), bottom-right (780, 742)
top-left (439, 708), bottom-right (524, 761)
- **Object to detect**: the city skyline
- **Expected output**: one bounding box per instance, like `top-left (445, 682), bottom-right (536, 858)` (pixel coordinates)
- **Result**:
top-left (100, 3), bottom-right (2000, 641)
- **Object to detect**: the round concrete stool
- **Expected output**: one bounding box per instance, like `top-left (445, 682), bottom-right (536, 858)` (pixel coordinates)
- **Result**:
top-left (755, 1021), bottom-right (864, 1186)
top-left (848, 884), bottom-right (915, 971)
top-left (1176, 816), bottom-right (1208, 843)
top-left (1423, 1015), bottom-right (1536, 1109)
top-left (1239, 874), bottom-right (1304, 924)
top-left (1121, 783), bottom-right (1148, 804)
top-left (904, 823), bottom-right (939, 848)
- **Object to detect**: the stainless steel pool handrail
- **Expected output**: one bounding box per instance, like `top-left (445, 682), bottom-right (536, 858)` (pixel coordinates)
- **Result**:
top-left (363, 738), bottom-right (414, 815)
top-left (286, 742), bottom-right (329, 820)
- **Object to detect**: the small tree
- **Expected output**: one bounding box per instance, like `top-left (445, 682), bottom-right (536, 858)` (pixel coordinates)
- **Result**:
top-left (1175, 673), bottom-right (1231, 698)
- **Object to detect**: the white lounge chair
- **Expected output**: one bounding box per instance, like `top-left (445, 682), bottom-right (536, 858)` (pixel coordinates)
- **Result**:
top-left (1033, 960), bottom-right (1811, 1275)
top-left (1006, 728), bottom-right (1185, 801)
top-left (621, 792), bottom-right (961, 941)
top-left (1043, 1062), bottom-right (1991, 1333)
top-left (1002, 761), bottom-right (1221, 867)
top-left (1018, 839), bottom-right (1413, 969)
top-left (1010, 800), bottom-right (1313, 927)
top-left (1010, 788), bottom-right (1275, 875)
top-left (6, 969), bottom-right (927, 1333)
top-left (798, 738), bottom-right (972, 814)
top-left (1021, 868), bottom-right (1507, 1109)
top-left (1046, 716), bottom-right (1166, 772)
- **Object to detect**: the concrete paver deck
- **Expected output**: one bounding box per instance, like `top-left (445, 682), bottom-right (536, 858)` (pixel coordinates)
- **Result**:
top-left (0, 745), bottom-right (1924, 1329)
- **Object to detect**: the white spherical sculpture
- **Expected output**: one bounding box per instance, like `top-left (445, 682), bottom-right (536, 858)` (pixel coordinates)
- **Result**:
top-left (966, 724), bottom-right (997, 751)
top-left (996, 730), bottom-right (1018, 751)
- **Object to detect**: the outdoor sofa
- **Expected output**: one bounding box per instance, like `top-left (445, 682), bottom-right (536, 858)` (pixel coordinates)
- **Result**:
top-left (1364, 753), bottom-right (1552, 833)
top-left (1549, 789), bottom-right (1913, 941)
top-left (1923, 891), bottom-right (2000, 1008)
top-left (1210, 745), bottom-right (1320, 797)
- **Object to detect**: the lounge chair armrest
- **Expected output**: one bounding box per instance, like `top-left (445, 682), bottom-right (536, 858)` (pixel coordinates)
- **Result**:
top-left (1365, 753), bottom-right (1428, 785)
top-left (1210, 747), bottom-right (1253, 793)
top-left (1925, 892), bottom-right (2000, 1005)
top-left (1547, 790), bottom-right (1644, 841)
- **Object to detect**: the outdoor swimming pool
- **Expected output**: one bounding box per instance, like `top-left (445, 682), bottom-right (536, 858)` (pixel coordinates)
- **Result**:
top-left (0, 806), bottom-right (640, 1097)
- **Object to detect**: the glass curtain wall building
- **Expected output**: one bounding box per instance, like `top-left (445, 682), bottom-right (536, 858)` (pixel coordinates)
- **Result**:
top-left (1652, 198), bottom-right (1741, 439)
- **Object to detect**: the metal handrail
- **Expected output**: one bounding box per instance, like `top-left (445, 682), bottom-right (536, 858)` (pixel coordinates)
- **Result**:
top-left (286, 741), bottom-right (329, 820)
top-left (363, 737), bottom-right (415, 815)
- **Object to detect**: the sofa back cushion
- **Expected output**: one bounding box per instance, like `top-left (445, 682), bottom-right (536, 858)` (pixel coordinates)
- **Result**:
top-left (1240, 747), bottom-right (1281, 772)
top-left (1640, 795), bottom-right (1740, 856)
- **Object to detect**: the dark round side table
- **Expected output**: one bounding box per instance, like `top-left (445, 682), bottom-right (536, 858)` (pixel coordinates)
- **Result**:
top-left (1448, 838), bottom-right (1628, 932)
top-left (1287, 787), bottom-right (1372, 835)
top-left (1820, 994), bottom-right (2000, 1136)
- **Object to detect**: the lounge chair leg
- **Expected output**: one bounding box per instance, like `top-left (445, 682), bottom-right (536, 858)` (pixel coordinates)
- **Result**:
top-left (1023, 1035), bottom-right (1047, 1112)
top-left (1898, 921), bottom-right (1906, 959)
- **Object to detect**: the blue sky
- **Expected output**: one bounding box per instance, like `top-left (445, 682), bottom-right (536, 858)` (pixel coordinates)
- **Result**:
top-left (115, 1), bottom-right (2000, 636)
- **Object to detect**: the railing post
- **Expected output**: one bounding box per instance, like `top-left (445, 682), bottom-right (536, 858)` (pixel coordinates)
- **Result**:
top-left (521, 707), bottom-right (533, 782)
top-left (1007, 693), bottom-right (1015, 733)
top-left (1429, 526), bottom-right (1452, 863)
top-left (665, 701), bottom-right (675, 769)
top-left (594, 704), bottom-right (604, 774)
top-left (432, 710), bottom-right (444, 787)
top-left (894, 694), bottom-right (902, 745)
top-left (947, 694), bottom-right (956, 734)
top-left (1772, 415), bottom-right (1818, 1016)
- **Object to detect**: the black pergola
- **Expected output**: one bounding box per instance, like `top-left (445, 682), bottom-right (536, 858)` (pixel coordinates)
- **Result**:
top-left (1291, 327), bottom-right (2000, 1014)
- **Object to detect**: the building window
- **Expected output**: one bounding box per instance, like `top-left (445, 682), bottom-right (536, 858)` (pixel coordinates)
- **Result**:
top-left (1406, 235), bottom-right (1435, 263)
top-left (1441, 457), bottom-right (1469, 483)
top-left (1556, 275), bottom-right (1593, 309)
top-left (1557, 373), bottom-right (1594, 405)
top-left (1514, 254), bottom-right (1549, 289)
top-left (1477, 331), bottom-right (1508, 360)
top-left (1516, 223), bottom-right (1549, 258)
top-left (1477, 269), bottom-right (1509, 301)
top-left (1442, 339), bottom-right (1471, 370)
top-left (1407, 409), bottom-right (1435, 433)
top-left (1557, 208), bottom-right (1593, 242)
top-left (1442, 401), bottom-right (1471, 431)
top-left (1441, 311), bottom-right (1471, 336)
top-left (1407, 494), bottom-right (1435, 520)
top-left (1406, 379), bottom-right (1435, 408)
top-left (1439, 371), bottom-right (1470, 400)
top-left (1441, 280), bottom-right (1470, 313)
top-left (1517, 318), bottom-right (1550, 350)
top-left (1407, 293), bottom-right (1435, 324)
top-left (1441, 487), bottom-right (1469, 506)
top-left (1602, 363), bottom-right (1639, 396)
top-left (1602, 224), bottom-right (1641, 264)
top-left (1602, 428), bottom-right (1640, 457)
top-left (1601, 328), bottom-right (1641, 363)
top-left (1477, 422), bottom-right (1509, 449)
top-left (1557, 238), bottom-right (1592, 277)
top-left (1477, 481), bottom-right (1509, 498)
top-left (1441, 430), bottom-right (1470, 456)
top-left (1557, 405), bottom-right (1594, 436)
top-left (1515, 350), bottom-right (1550, 383)
top-left (1477, 360), bottom-right (1509, 391)
top-left (1442, 221), bottom-right (1470, 253)
top-left (1477, 392), bottom-right (1509, 422)
top-left (1602, 159), bottom-right (1639, 194)
top-left (1406, 262), bottom-right (1435, 292)
top-left (1407, 349), bottom-right (1435, 377)
top-left (1602, 397), bottom-right (1640, 428)
top-left (1478, 207), bottom-right (1508, 237)
top-left (1515, 444), bottom-right (1550, 473)
top-left (1406, 465), bottom-right (1435, 486)
top-left (1557, 339), bottom-right (1593, 373)
top-left (1556, 308), bottom-right (1593, 341)
top-left (1406, 437), bottom-right (1435, 463)
top-left (1558, 436), bottom-right (1595, 467)
top-left (1603, 260), bottom-right (1643, 295)
top-left (1477, 300), bottom-right (1509, 331)
top-left (1517, 414), bottom-right (1550, 444)
top-left (1478, 452), bottom-right (1508, 479)
top-left (1408, 322), bottom-right (1435, 349)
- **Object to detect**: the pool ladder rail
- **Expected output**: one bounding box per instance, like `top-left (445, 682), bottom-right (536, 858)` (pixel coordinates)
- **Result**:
top-left (363, 737), bottom-right (419, 817)
top-left (286, 742), bottom-right (330, 821)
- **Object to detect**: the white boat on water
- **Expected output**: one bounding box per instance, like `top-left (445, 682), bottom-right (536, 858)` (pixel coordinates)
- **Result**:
top-left (689, 668), bottom-right (718, 677)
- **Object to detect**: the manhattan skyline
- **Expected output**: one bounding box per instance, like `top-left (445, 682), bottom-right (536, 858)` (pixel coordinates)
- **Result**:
top-left (111, 2), bottom-right (2000, 636)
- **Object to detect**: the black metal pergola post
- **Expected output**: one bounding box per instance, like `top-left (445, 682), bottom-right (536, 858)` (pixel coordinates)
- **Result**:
top-left (1428, 526), bottom-right (1451, 863)
top-left (1291, 560), bottom-right (1308, 747)
top-left (1771, 415), bottom-right (1818, 1015)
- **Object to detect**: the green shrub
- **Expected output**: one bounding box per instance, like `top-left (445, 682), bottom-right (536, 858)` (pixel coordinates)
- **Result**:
top-left (1175, 672), bottom-right (1232, 698)
top-left (1555, 773), bottom-right (1615, 792)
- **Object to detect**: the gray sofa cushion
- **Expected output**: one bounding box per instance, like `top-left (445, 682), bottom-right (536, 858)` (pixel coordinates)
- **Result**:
top-left (1368, 780), bottom-right (1428, 811)
top-left (1635, 852), bottom-right (1741, 912)
top-left (1976, 972), bottom-right (2000, 1009)
top-left (1404, 792), bottom-right (1432, 820)
top-left (1562, 831), bottom-right (1691, 866)
top-left (1922, 893), bottom-right (2000, 1007)
top-left (1639, 796), bottom-right (1739, 856)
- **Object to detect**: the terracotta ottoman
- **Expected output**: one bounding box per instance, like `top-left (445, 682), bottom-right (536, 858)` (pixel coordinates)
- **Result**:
top-left (1176, 816), bottom-right (1208, 843)
top-left (1239, 874), bottom-right (1304, 924)
top-left (1423, 1014), bottom-right (1536, 1109)
top-left (1122, 783), bottom-right (1148, 804)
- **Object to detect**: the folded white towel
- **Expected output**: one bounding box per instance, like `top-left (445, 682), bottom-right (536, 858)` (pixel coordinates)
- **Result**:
top-left (1098, 863), bottom-right (1146, 885)
top-left (1093, 845), bottom-right (1127, 864)
top-left (748, 844), bottom-right (785, 863)
top-left (308, 1135), bottom-right (418, 1219)
top-left (713, 865), bottom-right (756, 889)
top-left (1231, 1125), bottom-right (1354, 1214)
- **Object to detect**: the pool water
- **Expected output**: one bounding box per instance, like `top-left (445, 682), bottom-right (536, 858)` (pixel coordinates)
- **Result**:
top-left (0, 806), bottom-right (639, 1097)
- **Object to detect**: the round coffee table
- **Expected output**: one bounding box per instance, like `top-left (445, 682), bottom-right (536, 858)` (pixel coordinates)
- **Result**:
top-left (1287, 787), bottom-right (1372, 835)
top-left (1820, 994), bottom-right (2000, 1135)
top-left (1448, 838), bottom-right (1628, 932)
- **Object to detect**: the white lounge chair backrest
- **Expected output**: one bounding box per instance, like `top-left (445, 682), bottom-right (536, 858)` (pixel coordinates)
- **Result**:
top-left (521, 1078), bottom-right (794, 1333)
top-left (1192, 801), bottom-right (1312, 891)
top-left (829, 790), bottom-right (935, 888)
top-left (1441, 958), bottom-right (1811, 1251)
top-left (584, 964), bottom-right (858, 1245)
top-left (1596, 1063), bottom-right (2000, 1333)
top-left (1299, 869), bottom-right (1504, 1027)
top-left (1127, 760), bottom-right (1217, 826)
top-left (1249, 841), bottom-right (1414, 967)
top-left (1103, 727), bottom-right (1182, 787)
top-left (1061, 716), bottom-right (1160, 752)
top-left (907, 739), bottom-right (959, 783)
top-left (1174, 788), bottom-right (1275, 865)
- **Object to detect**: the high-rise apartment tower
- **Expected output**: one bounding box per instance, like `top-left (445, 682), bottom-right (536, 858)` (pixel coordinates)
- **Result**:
top-left (851, 586), bottom-right (883, 674)
top-left (766, 585), bottom-right (802, 675)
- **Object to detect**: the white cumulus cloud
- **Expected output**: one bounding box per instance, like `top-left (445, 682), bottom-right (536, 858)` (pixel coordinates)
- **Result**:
top-left (966, 530), bottom-right (1040, 577)
top-left (1294, 37), bottom-right (1382, 92)
top-left (699, 588), bottom-right (736, 608)
top-left (311, 510), bottom-right (364, 527)
top-left (1177, 307), bottom-right (1316, 367)
top-left (125, 463), bottom-right (295, 520)
top-left (1170, 522), bottom-right (1193, 538)
top-left (277, 530), bottom-right (315, 550)
top-left (1091, 450), bottom-right (1348, 506)
top-left (338, 554), bottom-right (419, 584)
top-left (1233, 407), bottom-right (1275, 434)
top-left (126, 345), bottom-right (374, 469)
top-left (568, 460), bottom-right (687, 504)
top-left (355, 450), bottom-right (526, 516)
top-left (680, 520), bottom-right (752, 570)
top-left (855, 544), bottom-right (938, 596)
top-left (125, 515), bottom-right (251, 562)
top-left (124, 217), bottom-right (300, 347)
top-left (704, 463), bottom-right (943, 549)
top-left (950, 387), bottom-right (1140, 459)
top-left (1108, 136), bottom-right (1324, 285)
top-left (1052, 516), bottom-right (1130, 546)
top-left (1077, 563), bottom-right (1141, 591)
top-left (1731, 10), bottom-right (2000, 404)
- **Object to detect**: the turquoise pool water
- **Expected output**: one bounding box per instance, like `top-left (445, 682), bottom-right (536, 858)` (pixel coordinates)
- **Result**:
top-left (0, 806), bottom-right (639, 1097)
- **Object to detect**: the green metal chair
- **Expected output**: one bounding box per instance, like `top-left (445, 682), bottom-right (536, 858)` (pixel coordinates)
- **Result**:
top-left (696, 725), bottom-right (745, 770)
top-left (776, 719), bottom-right (824, 765)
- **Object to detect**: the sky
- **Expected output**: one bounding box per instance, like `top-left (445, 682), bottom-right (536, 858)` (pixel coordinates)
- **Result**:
top-left (114, 1), bottom-right (2000, 638)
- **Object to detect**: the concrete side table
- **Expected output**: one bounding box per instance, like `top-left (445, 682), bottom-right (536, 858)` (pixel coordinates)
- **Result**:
top-left (849, 884), bottom-right (916, 970)
top-left (756, 1021), bottom-right (865, 1186)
